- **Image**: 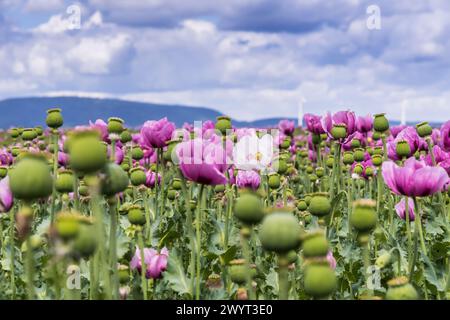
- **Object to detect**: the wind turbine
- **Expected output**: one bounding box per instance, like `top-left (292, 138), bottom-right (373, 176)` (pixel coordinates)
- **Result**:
top-left (298, 96), bottom-right (306, 127)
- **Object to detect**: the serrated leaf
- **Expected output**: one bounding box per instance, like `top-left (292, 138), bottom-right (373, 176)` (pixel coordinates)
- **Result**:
top-left (164, 249), bottom-right (192, 297)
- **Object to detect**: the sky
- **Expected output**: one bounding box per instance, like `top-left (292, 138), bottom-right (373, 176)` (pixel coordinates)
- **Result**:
top-left (1, 0), bottom-right (450, 122)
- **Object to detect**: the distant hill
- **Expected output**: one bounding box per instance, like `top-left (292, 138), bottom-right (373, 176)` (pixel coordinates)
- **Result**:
top-left (0, 96), bottom-right (296, 129)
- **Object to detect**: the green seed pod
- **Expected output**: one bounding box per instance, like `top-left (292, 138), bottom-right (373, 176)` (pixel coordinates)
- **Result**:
top-left (131, 146), bottom-right (144, 160)
top-left (120, 130), bottom-right (132, 144)
top-left (396, 140), bottom-right (411, 158)
top-left (306, 166), bottom-right (314, 174)
top-left (127, 205), bottom-right (146, 226)
top-left (364, 166), bottom-right (374, 177)
top-left (189, 200), bottom-right (197, 211)
top-left (107, 117), bottom-right (124, 134)
top-left (268, 173), bottom-right (281, 189)
top-left (10, 128), bottom-right (20, 139)
top-left (78, 182), bottom-right (89, 197)
top-left (118, 265), bottom-right (130, 284)
top-left (386, 277), bottom-right (418, 300)
top-left (304, 263), bottom-right (337, 298)
top-left (297, 199), bottom-right (308, 211)
top-left (74, 224), bottom-right (97, 258)
top-left (55, 169), bottom-right (75, 193)
top-left (372, 131), bottom-right (381, 141)
top-left (276, 158), bottom-right (288, 175)
top-left (326, 156), bottom-right (334, 169)
top-left (371, 154), bottom-right (383, 167)
top-left (234, 192), bottom-right (265, 225)
top-left (353, 163), bottom-right (363, 175)
top-left (351, 138), bottom-right (361, 149)
top-left (0, 166), bottom-right (8, 178)
top-left (9, 154), bottom-right (53, 200)
top-left (21, 128), bottom-right (37, 141)
top-left (55, 212), bottom-right (81, 241)
top-left (311, 133), bottom-right (321, 145)
top-left (308, 193), bottom-right (331, 217)
top-left (343, 152), bottom-right (354, 165)
top-left (373, 113), bottom-right (389, 132)
top-left (121, 162), bottom-right (130, 172)
top-left (286, 250), bottom-right (298, 264)
top-left (350, 199), bottom-right (377, 233)
top-left (46, 108), bottom-right (64, 129)
top-left (129, 167), bottom-right (146, 186)
top-left (280, 137), bottom-right (291, 149)
top-left (353, 148), bottom-right (365, 162)
top-left (215, 116), bottom-right (232, 135)
top-left (101, 163), bottom-right (129, 196)
top-left (163, 139), bottom-right (179, 162)
top-left (331, 124), bottom-right (347, 140)
top-left (259, 211), bottom-right (301, 253)
top-left (416, 121), bottom-right (432, 138)
top-left (299, 150), bottom-right (309, 158)
top-left (229, 259), bottom-right (256, 285)
top-left (302, 232), bottom-right (329, 258)
top-left (167, 189), bottom-right (177, 200)
top-left (214, 184), bottom-right (226, 193)
top-left (68, 131), bottom-right (107, 174)
top-left (172, 178), bottom-right (182, 191)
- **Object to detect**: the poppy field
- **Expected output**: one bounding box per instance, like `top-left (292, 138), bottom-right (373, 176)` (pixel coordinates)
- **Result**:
top-left (0, 109), bottom-right (448, 300)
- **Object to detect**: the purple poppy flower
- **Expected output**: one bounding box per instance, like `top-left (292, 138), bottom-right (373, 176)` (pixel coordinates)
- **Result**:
top-left (0, 177), bottom-right (13, 213)
top-left (58, 152), bottom-right (70, 167)
top-left (278, 120), bottom-right (295, 136)
top-left (0, 148), bottom-right (13, 165)
top-left (145, 170), bottom-right (161, 188)
top-left (130, 246), bottom-right (169, 279)
top-left (356, 114), bottom-right (373, 133)
top-left (382, 157), bottom-right (449, 197)
top-left (176, 139), bottom-right (228, 186)
top-left (321, 110), bottom-right (357, 142)
top-left (387, 127), bottom-right (421, 160)
top-left (390, 125), bottom-right (407, 138)
top-left (423, 145), bottom-right (450, 174)
top-left (236, 170), bottom-right (261, 190)
top-left (141, 118), bottom-right (176, 148)
top-left (395, 198), bottom-right (415, 221)
top-left (89, 119), bottom-right (109, 142)
top-left (304, 113), bottom-right (325, 135)
top-left (440, 120), bottom-right (450, 152)
top-left (327, 251), bottom-right (337, 270)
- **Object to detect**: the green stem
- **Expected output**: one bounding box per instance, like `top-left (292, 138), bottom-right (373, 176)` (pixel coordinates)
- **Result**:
top-left (138, 230), bottom-right (148, 300)
top-left (240, 228), bottom-right (255, 300)
top-left (195, 184), bottom-right (205, 300)
top-left (26, 235), bottom-right (35, 299)
top-left (278, 255), bottom-right (289, 300)
top-left (9, 209), bottom-right (15, 300)
top-left (109, 197), bottom-right (119, 299)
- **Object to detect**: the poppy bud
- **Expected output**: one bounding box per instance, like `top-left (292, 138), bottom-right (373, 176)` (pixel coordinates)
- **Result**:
top-left (353, 148), bottom-right (365, 162)
top-left (101, 163), bottom-right (129, 196)
top-left (16, 206), bottom-right (33, 240)
top-left (312, 133), bottom-right (321, 145)
top-left (280, 137), bottom-right (291, 149)
top-left (373, 113), bottom-right (389, 133)
top-left (364, 166), bottom-right (374, 177)
top-left (259, 211), bottom-right (301, 253)
top-left (163, 140), bottom-right (179, 162)
top-left (350, 199), bottom-right (377, 233)
top-left (78, 182), bottom-right (89, 197)
top-left (68, 131), bottom-right (107, 174)
top-left (353, 163), bottom-right (363, 175)
top-left (343, 152), bottom-right (354, 165)
top-left (416, 121), bottom-right (432, 138)
top-left (215, 116), bottom-right (232, 135)
top-left (129, 167), bottom-right (146, 186)
top-left (107, 117), bottom-right (124, 134)
top-left (268, 173), bottom-right (281, 189)
top-left (303, 263), bottom-right (337, 298)
top-left (396, 140), bottom-right (411, 159)
top-left (308, 193), bottom-right (331, 217)
top-left (0, 166), bottom-right (8, 178)
top-left (127, 205), bottom-right (146, 226)
top-left (385, 276), bottom-right (418, 300)
top-left (229, 259), bottom-right (252, 285)
top-left (275, 158), bottom-right (288, 175)
top-left (55, 169), bottom-right (75, 193)
top-left (315, 167), bottom-right (324, 178)
top-left (302, 231), bottom-right (329, 258)
top-left (351, 139), bottom-right (361, 149)
top-left (234, 191), bottom-right (264, 225)
top-left (375, 252), bottom-right (392, 269)
top-left (331, 124), bottom-right (347, 140)
top-left (9, 153), bottom-right (53, 200)
top-left (46, 108), bottom-right (64, 129)
top-left (131, 146), bottom-right (144, 160)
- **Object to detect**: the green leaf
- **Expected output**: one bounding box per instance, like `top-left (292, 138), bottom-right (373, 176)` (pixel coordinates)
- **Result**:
top-left (164, 249), bottom-right (192, 297)
top-left (265, 268), bottom-right (278, 294)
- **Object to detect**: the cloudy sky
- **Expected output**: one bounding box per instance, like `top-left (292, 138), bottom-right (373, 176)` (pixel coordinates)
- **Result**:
top-left (1, 0), bottom-right (450, 122)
